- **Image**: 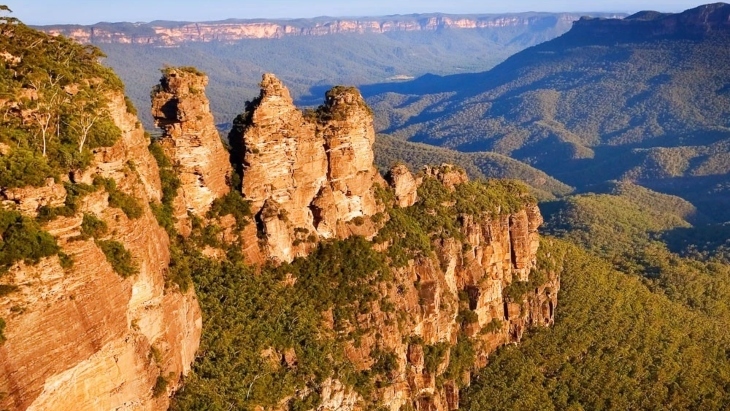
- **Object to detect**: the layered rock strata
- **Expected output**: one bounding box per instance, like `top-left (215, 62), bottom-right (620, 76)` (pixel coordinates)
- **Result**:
top-left (0, 92), bottom-right (201, 410)
top-left (38, 13), bottom-right (623, 46)
top-left (325, 165), bottom-right (557, 410)
top-left (233, 74), bottom-right (382, 263)
top-left (151, 68), bottom-right (230, 234)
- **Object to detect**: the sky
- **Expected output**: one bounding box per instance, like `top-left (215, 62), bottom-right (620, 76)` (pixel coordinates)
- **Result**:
top-left (8, 0), bottom-right (711, 25)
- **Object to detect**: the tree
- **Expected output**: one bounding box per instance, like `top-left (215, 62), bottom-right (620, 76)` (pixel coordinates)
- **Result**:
top-left (64, 86), bottom-right (109, 153)
top-left (26, 71), bottom-right (66, 156)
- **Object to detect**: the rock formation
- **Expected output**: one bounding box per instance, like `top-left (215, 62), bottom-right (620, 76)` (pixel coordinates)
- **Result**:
top-left (38, 13), bottom-right (623, 46)
top-left (0, 91), bottom-right (201, 410)
top-left (317, 165), bottom-right (557, 410)
top-left (386, 164), bottom-right (421, 208)
top-left (233, 74), bottom-right (382, 263)
top-left (151, 68), bottom-right (230, 234)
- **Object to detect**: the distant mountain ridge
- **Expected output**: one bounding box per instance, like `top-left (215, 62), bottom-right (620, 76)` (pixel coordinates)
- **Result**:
top-left (363, 3), bottom-right (730, 219)
top-left (36, 12), bottom-right (624, 46)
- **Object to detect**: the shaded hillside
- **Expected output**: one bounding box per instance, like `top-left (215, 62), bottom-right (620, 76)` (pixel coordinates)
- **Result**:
top-left (374, 135), bottom-right (573, 199)
top-left (463, 238), bottom-right (730, 410)
top-left (364, 3), bottom-right (730, 219)
top-left (45, 13), bottom-right (622, 128)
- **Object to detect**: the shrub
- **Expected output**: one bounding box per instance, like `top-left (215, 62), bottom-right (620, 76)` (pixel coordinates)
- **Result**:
top-left (152, 374), bottom-right (169, 398)
top-left (94, 177), bottom-right (143, 219)
top-left (423, 342), bottom-right (449, 374)
top-left (0, 210), bottom-right (59, 272)
top-left (0, 148), bottom-right (56, 188)
top-left (97, 240), bottom-right (137, 277)
top-left (80, 213), bottom-right (108, 239)
top-left (207, 190), bottom-right (251, 229)
top-left (37, 182), bottom-right (97, 222)
top-left (0, 284), bottom-right (18, 297)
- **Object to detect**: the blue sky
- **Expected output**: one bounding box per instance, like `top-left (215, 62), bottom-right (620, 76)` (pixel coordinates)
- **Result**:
top-left (9, 0), bottom-right (709, 25)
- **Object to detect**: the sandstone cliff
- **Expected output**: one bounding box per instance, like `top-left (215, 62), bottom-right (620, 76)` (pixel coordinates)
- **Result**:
top-left (151, 68), bottom-right (231, 234)
top-left (0, 91), bottom-right (201, 411)
top-left (312, 165), bottom-right (558, 410)
top-left (232, 74), bottom-right (382, 263)
top-left (38, 13), bottom-right (624, 46)
top-left (170, 76), bottom-right (558, 410)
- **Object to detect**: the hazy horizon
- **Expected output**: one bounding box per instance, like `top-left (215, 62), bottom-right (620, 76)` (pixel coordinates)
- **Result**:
top-left (8, 0), bottom-right (711, 25)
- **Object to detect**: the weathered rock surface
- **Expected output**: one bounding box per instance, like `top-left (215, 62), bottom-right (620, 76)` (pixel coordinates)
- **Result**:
top-left (151, 68), bottom-right (230, 234)
top-left (39, 13), bottom-right (623, 46)
top-left (0, 91), bottom-right (201, 411)
top-left (311, 167), bottom-right (558, 411)
top-left (386, 164), bottom-right (421, 208)
top-left (0, 178), bottom-right (67, 217)
top-left (233, 74), bottom-right (382, 263)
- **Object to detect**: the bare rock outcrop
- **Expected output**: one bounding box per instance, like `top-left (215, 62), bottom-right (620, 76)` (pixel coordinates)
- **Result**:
top-left (0, 91), bottom-right (201, 411)
top-left (233, 74), bottom-right (382, 263)
top-left (325, 166), bottom-right (558, 411)
top-left (386, 164), bottom-right (421, 208)
top-left (151, 68), bottom-right (230, 234)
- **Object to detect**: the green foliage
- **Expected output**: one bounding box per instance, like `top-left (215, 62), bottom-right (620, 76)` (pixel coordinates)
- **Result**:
top-left (443, 337), bottom-right (476, 387)
top-left (375, 174), bottom-right (533, 268)
top-left (0, 209), bottom-right (59, 272)
top-left (462, 238), bottom-right (730, 410)
top-left (152, 374), bottom-right (170, 398)
top-left (366, 25), bottom-right (730, 219)
top-left (97, 240), bottom-right (137, 278)
top-left (0, 15), bottom-right (125, 187)
top-left (422, 342), bottom-right (449, 374)
top-left (94, 177), bottom-right (143, 219)
top-left (0, 148), bottom-right (57, 188)
top-left (124, 95), bottom-right (138, 116)
top-left (148, 140), bottom-right (180, 235)
top-left (207, 190), bottom-right (251, 229)
top-left (37, 182), bottom-right (97, 222)
top-left (171, 237), bottom-right (393, 410)
top-left (79, 213), bottom-right (107, 239)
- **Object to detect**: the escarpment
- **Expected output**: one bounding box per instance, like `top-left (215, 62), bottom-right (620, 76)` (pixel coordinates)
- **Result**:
top-left (152, 74), bottom-right (557, 410)
top-left (0, 27), bottom-right (559, 408)
top-left (0, 90), bottom-right (201, 410)
top-left (151, 68), bottom-right (231, 234)
top-left (231, 74), bottom-right (382, 263)
top-left (324, 164), bottom-right (558, 410)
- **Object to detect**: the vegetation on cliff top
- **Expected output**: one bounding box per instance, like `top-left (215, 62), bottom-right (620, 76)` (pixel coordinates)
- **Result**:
top-left (464, 183), bottom-right (730, 410)
top-left (0, 8), bottom-right (126, 189)
top-left (172, 175), bottom-right (536, 409)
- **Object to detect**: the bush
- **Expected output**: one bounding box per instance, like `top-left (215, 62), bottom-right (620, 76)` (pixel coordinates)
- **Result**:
top-left (423, 342), bottom-right (449, 374)
top-left (148, 140), bottom-right (180, 235)
top-left (94, 177), bottom-right (143, 219)
top-left (152, 374), bottom-right (169, 398)
top-left (97, 240), bottom-right (137, 278)
top-left (207, 190), bottom-right (251, 229)
top-left (37, 182), bottom-right (97, 222)
top-left (0, 148), bottom-right (57, 188)
top-left (0, 209), bottom-right (59, 272)
top-left (0, 284), bottom-right (18, 297)
top-left (80, 213), bottom-right (108, 239)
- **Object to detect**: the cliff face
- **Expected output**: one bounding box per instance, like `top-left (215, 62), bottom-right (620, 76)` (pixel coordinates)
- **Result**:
top-left (320, 165), bottom-right (557, 411)
top-left (233, 74), bottom-right (382, 263)
top-left (38, 13), bottom-right (622, 46)
top-left (0, 92), bottom-right (201, 410)
top-left (151, 68), bottom-right (230, 233)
